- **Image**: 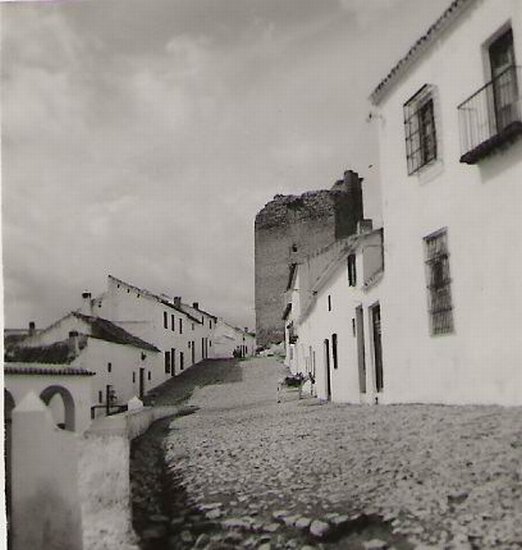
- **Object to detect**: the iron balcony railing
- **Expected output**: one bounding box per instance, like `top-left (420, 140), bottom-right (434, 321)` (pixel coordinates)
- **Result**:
top-left (458, 65), bottom-right (522, 164)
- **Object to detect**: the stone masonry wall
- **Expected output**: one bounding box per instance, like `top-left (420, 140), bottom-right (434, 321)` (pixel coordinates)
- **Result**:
top-left (254, 170), bottom-right (363, 347)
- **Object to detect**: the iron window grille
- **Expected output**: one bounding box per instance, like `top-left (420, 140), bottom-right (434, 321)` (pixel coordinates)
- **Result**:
top-left (424, 229), bottom-right (454, 335)
top-left (404, 85), bottom-right (437, 175)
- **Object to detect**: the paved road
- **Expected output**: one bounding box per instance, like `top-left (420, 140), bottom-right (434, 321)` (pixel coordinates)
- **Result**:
top-left (134, 357), bottom-right (522, 549)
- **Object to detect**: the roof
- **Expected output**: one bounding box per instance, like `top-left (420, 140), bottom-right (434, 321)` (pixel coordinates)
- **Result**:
top-left (73, 313), bottom-right (159, 352)
top-left (370, 0), bottom-right (475, 105)
top-left (5, 338), bottom-right (86, 364)
top-left (5, 363), bottom-right (95, 376)
top-left (108, 275), bottom-right (203, 324)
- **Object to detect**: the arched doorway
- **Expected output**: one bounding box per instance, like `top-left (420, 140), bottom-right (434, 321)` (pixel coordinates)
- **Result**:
top-left (40, 386), bottom-right (75, 432)
top-left (4, 389), bottom-right (15, 547)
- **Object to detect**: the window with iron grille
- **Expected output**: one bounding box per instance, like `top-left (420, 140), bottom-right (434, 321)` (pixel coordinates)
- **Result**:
top-left (404, 85), bottom-right (437, 175)
top-left (424, 229), bottom-right (454, 335)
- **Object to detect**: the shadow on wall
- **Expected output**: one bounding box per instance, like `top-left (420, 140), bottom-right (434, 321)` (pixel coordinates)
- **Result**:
top-left (145, 359), bottom-right (244, 407)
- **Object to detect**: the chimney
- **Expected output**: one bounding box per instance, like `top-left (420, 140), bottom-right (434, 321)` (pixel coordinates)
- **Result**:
top-left (174, 296), bottom-right (182, 308)
top-left (28, 321), bottom-right (36, 337)
top-left (81, 291), bottom-right (92, 316)
top-left (68, 331), bottom-right (80, 356)
top-left (192, 302), bottom-right (199, 310)
top-left (357, 219), bottom-right (373, 234)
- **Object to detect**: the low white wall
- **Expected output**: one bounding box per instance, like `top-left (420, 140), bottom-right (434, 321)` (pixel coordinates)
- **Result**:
top-left (79, 404), bottom-right (178, 550)
top-left (11, 393), bottom-right (83, 550)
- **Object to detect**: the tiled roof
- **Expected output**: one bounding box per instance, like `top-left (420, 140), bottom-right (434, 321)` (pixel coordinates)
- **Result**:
top-left (108, 275), bottom-right (203, 324)
top-left (5, 363), bottom-right (95, 376)
top-left (73, 313), bottom-right (159, 352)
top-left (370, 0), bottom-right (475, 105)
top-left (4, 338), bottom-right (86, 364)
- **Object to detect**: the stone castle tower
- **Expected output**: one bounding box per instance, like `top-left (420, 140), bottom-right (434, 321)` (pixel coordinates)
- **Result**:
top-left (254, 170), bottom-right (364, 347)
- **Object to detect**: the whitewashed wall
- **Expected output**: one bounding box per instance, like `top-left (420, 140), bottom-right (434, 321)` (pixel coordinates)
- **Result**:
top-left (375, 0), bottom-right (522, 404)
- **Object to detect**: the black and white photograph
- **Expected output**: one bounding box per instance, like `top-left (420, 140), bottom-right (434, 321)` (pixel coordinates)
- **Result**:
top-left (2, 0), bottom-right (522, 548)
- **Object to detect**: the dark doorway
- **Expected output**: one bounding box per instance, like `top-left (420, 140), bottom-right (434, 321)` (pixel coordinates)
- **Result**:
top-left (489, 28), bottom-right (518, 132)
top-left (371, 304), bottom-right (384, 393)
top-left (180, 352), bottom-right (184, 371)
top-left (139, 368), bottom-right (145, 399)
top-left (324, 338), bottom-right (331, 399)
top-left (356, 306), bottom-right (366, 394)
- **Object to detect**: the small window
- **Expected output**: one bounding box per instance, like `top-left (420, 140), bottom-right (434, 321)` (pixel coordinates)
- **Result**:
top-left (347, 254), bottom-right (357, 287)
top-left (424, 229), bottom-right (454, 335)
top-left (171, 314), bottom-right (175, 331)
top-left (171, 348), bottom-right (176, 372)
top-left (133, 372), bottom-right (136, 383)
top-left (148, 371), bottom-right (151, 381)
top-left (327, 295), bottom-right (332, 312)
top-left (98, 391), bottom-right (103, 403)
top-left (209, 320), bottom-right (212, 329)
top-left (179, 318), bottom-right (183, 334)
top-left (404, 85), bottom-right (437, 175)
top-left (107, 362), bottom-right (112, 373)
top-left (332, 333), bottom-right (338, 369)
top-left (163, 311), bottom-right (168, 329)
top-left (192, 323), bottom-right (195, 331)
top-left (165, 351), bottom-right (171, 373)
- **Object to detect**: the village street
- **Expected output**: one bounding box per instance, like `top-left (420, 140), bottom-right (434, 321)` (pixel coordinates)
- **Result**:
top-left (131, 358), bottom-right (522, 550)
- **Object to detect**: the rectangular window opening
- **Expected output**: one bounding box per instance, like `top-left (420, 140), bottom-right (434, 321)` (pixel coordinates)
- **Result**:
top-left (424, 229), bottom-right (454, 335)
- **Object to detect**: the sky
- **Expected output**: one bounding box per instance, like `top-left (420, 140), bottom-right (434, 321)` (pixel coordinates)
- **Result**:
top-left (2, 0), bottom-right (451, 332)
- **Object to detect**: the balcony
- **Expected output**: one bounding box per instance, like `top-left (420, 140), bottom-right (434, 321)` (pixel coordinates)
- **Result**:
top-left (458, 65), bottom-right (522, 164)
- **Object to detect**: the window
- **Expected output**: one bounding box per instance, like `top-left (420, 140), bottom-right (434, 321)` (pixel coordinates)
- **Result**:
top-left (107, 362), bottom-right (112, 373)
top-left (327, 295), bottom-right (332, 312)
top-left (133, 372), bottom-right (136, 383)
top-left (179, 318), bottom-right (183, 334)
top-left (165, 351), bottom-right (171, 373)
top-left (331, 333), bottom-right (338, 370)
top-left (98, 391), bottom-right (103, 404)
top-left (192, 323), bottom-right (195, 331)
top-left (347, 254), bottom-right (357, 286)
top-left (209, 320), bottom-right (212, 329)
top-left (171, 314), bottom-right (175, 331)
top-left (163, 311), bottom-right (168, 329)
top-left (171, 348), bottom-right (176, 373)
top-left (424, 229), bottom-right (454, 335)
top-left (148, 371), bottom-right (151, 381)
top-left (180, 351), bottom-right (184, 371)
top-left (404, 85), bottom-right (437, 174)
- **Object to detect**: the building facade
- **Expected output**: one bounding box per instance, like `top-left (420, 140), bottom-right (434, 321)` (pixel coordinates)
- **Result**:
top-left (370, 0), bottom-right (522, 405)
top-left (284, 227), bottom-right (384, 404)
top-left (255, 170), bottom-right (364, 348)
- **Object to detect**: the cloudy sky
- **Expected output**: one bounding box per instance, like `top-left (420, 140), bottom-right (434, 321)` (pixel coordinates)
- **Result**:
top-left (2, 0), bottom-right (450, 331)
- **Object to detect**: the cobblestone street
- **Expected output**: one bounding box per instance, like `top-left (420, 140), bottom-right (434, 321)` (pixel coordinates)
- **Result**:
top-left (132, 357), bottom-right (522, 549)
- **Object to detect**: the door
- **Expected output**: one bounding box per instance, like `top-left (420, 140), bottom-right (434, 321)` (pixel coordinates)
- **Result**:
top-left (371, 304), bottom-right (384, 393)
top-left (489, 29), bottom-right (518, 131)
top-left (324, 338), bottom-right (332, 399)
top-left (180, 352), bottom-right (184, 371)
top-left (139, 369), bottom-right (145, 399)
top-left (355, 306), bottom-right (366, 394)
top-left (171, 348), bottom-right (176, 377)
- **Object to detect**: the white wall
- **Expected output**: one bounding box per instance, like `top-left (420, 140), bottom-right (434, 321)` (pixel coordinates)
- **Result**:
top-left (5, 370), bottom-right (93, 434)
top-left (291, 238), bottom-right (384, 404)
top-left (375, 0), bottom-right (522, 404)
top-left (11, 393), bottom-right (83, 550)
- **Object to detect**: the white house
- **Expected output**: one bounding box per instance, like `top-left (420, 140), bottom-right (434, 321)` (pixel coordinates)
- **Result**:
top-left (5, 312), bottom-right (160, 424)
top-left (370, 0), bottom-right (522, 405)
top-left (94, 275), bottom-right (211, 379)
top-left (283, 226), bottom-right (384, 404)
top-left (212, 318), bottom-right (256, 359)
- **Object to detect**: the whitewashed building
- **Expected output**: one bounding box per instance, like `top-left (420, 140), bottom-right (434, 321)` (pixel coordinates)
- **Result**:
top-left (212, 318), bottom-right (256, 359)
top-left (283, 226), bottom-right (384, 403)
top-left (370, 0), bottom-right (522, 405)
top-left (94, 275), bottom-right (212, 379)
top-left (5, 312), bottom-right (160, 425)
